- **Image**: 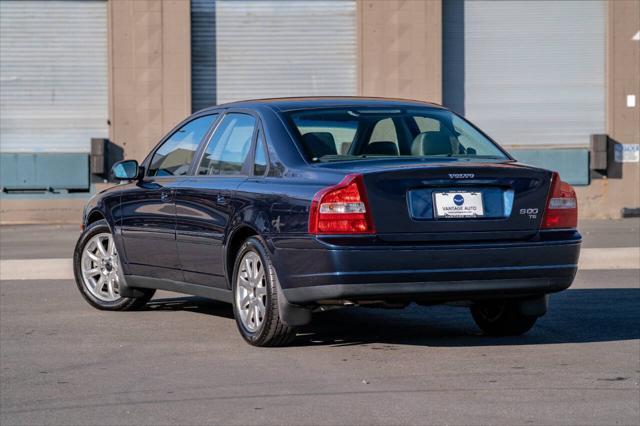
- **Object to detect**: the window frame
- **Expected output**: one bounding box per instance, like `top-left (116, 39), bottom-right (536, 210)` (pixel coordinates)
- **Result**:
top-left (191, 109), bottom-right (264, 178)
top-left (250, 126), bottom-right (270, 177)
top-left (143, 112), bottom-right (222, 180)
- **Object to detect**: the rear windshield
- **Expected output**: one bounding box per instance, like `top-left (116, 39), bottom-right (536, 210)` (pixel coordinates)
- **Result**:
top-left (284, 107), bottom-right (508, 162)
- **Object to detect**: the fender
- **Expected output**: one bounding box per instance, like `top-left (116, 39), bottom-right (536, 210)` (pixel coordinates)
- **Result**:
top-left (223, 221), bottom-right (261, 288)
top-left (225, 223), bottom-right (312, 326)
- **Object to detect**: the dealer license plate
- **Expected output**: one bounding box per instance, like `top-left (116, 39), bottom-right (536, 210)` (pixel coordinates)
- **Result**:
top-left (434, 191), bottom-right (484, 218)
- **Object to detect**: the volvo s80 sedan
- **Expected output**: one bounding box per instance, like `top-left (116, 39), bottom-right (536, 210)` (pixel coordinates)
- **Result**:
top-left (73, 97), bottom-right (581, 346)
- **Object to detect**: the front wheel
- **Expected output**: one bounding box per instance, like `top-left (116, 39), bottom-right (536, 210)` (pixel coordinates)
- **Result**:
top-left (73, 219), bottom-right (155, 310)
top-left (471, 301), bottom-right (538, 336)
top-left (232, 236), bottom-right (296, 347)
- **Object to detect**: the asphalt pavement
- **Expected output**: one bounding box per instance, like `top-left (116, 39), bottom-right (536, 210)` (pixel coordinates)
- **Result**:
top-left (0, 220), bottom-right (638, 425)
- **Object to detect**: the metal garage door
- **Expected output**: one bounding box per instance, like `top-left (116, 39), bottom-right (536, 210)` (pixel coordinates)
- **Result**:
top-left (191, 0), bottom-right (217, 112)
top-left (191, 0), bottom-right (357, 108)
top-left (443, 0), bottom-right (605, 148)
top-left (0, 0), bottom-right (108, 153)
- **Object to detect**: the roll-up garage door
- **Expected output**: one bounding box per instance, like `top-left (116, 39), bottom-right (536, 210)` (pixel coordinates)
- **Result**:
top-left (443, 0), bottom-right (605, 148)
top-left (191, 0), bottom-right (217, 112)
top-left (191, 0), bottom-right (357, 107)
top-left (0, 0), bottom-right (108, 153)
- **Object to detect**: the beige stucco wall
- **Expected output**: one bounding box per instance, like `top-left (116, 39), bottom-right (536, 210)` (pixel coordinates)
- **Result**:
top-left (357, 0), bottom-right (442, 104)
top-left (0, 183), bottom-right (113, 225)
top-left (577, 0), bottom-right (640, 219)
top-left (108, 0), bottom-right (192, 163)
top-left (0, 199), bottom-right (86, 225)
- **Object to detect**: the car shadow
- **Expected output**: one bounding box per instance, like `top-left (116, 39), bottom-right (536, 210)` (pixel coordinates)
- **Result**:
top-left (142, 288), bottom-right (640, 347)
top-left (145, 296), bottom-right (235, 320)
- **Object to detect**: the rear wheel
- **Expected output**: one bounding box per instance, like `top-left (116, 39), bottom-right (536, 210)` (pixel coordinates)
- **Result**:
top-left (471, 301), bottom-right (537, 336)
top-left (73, 219), bottom-right (154, 310)
top-left (232, 236), bottom-right (296, 347)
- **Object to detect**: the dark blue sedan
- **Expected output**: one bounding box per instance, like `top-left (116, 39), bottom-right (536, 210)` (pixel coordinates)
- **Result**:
top-left (73, 97), bottom-right (581, 346)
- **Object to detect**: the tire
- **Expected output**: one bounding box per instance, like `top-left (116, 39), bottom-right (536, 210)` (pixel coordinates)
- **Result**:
top-left (471, 300), bottom-right (538, 336)
top-left (231, 236), bottom-right (297, 347)
top-left (73, 219), bottom-right (155, 310)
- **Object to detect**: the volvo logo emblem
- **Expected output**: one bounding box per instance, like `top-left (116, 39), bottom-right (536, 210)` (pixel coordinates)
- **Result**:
top-left (453, 194), bottom-right (465, 206)
top-left (449, 173), bottom-right (475, 179)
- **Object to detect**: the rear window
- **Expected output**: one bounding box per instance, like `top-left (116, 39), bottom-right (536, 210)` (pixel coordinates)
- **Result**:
top-left (285, 108), bottom-right (508, 162)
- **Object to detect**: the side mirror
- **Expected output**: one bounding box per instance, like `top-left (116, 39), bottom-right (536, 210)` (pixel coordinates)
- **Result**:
top-left (111, 160), bottom-right (140, 181)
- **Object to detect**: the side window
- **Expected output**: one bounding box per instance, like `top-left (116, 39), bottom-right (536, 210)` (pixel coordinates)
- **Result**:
top-left (253, 129), bottom-right (268, 176)
top-left (198, 113), bottom-right (256, 176)
top-left (147, 114), bottom-right (216, 177)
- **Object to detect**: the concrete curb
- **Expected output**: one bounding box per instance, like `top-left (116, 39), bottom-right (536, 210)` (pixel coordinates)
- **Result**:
top-left (1, 248), bottom-right (638, 281)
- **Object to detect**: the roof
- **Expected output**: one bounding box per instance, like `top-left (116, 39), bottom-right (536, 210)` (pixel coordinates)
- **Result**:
top-left (200, 96), bottom-right (446, 112)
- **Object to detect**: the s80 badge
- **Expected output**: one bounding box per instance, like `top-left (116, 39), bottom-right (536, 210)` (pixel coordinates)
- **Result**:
top-left (520, 208), bottom-right (538, 219)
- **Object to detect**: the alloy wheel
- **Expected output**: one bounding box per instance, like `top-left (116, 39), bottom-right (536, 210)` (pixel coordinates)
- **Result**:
top-left (80, 233), bottom-right (122, 302)
top-left (235, 251), bottom-right (267, 332)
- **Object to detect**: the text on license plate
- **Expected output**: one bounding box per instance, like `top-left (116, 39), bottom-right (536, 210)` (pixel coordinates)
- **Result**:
top-left (434, 191), bottom-right (484, 218)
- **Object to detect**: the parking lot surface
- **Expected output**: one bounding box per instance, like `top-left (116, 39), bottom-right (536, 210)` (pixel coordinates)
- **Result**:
top-left (1, 220), bottom-right (639, 425)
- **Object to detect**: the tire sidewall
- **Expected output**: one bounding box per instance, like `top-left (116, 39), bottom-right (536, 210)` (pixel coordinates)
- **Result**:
top-left (471, 301), bottom-right (537, 336)
top-left (231, 237), bottom-right (275, 344)
top-left (73, 219), bottom-right (134, 310)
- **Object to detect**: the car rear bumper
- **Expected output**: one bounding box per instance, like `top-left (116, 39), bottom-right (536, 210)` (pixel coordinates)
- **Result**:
top-left (271, 231), bottom-right (581, 304)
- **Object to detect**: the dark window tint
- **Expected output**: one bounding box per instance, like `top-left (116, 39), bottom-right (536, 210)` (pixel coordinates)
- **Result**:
top-left (253, 130), bottom-right (268, 176)
top-left (286, 108), bottom-right (507, 162)
top-left (198, 113), bottom-right (256, 176)
top-left (286, 110), bottom-right (358, 160)
top-left (148, 114), bottom-right (216, 176)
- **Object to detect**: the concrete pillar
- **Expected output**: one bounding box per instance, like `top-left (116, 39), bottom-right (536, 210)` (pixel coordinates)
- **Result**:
top-left (578, 0), bottom-right (640, 218)
top-left (108, 0), bottom-right (191, 163)
top-left (606, 0), bottom-right (640, 145)
top-left (357, 0), bottom-right (442, 104)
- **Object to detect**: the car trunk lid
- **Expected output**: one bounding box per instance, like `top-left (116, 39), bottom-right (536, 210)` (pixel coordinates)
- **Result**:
top-left (341, 160), bottom-right (553, 242)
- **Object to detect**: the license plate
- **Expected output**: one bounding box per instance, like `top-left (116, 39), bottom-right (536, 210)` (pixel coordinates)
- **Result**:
top-left (434, 191), bottom-right (484, 218)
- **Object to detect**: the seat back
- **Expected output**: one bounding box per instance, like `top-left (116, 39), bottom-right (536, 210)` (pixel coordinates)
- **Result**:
top-left (411, 131), bottom-right (454, 156)
top-left (365, 141), bottom-right (399, 156)
top-left (301, 132), bottom-right (338, 158)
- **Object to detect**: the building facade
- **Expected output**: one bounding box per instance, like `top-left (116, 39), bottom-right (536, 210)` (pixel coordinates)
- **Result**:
top-left (1, 0), bottom-right (638, 223)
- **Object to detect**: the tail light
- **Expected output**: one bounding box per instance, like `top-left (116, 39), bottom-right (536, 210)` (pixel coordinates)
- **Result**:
top-left (541, 172), bottom-right (578, 229)
top-left (309, 174), bottom-right (375, 234)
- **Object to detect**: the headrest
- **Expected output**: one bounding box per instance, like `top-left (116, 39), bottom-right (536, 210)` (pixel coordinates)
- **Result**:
top-left (340, 142), bottom-right (351, 155)
top-left (301, 132), bottom-right (337, 158)
top-left (411, 131), bottom-right (453, 156)
top-left (365, 141), bottom-right (399, 156)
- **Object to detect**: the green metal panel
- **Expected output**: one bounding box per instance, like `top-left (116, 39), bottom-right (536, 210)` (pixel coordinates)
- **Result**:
top-left (0, 153), bottom-right (89, 191)
top-left (510, 149), bottom-right (590, 186)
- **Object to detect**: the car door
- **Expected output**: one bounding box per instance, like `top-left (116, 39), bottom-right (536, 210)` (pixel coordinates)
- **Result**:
top-left (119, 114), bottom-right (217, 281)
top-left (174, 112), bottom-right (258, 288)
